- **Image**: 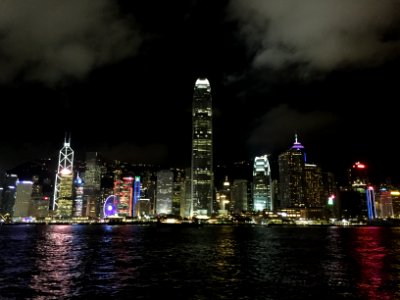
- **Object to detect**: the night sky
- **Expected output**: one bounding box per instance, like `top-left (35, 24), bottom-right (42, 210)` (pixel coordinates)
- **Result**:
top-left (1, 0), bottom-right (400, 184)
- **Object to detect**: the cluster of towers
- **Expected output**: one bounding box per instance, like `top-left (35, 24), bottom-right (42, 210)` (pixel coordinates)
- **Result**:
top-left (1, 78), bottom-right (399, 223)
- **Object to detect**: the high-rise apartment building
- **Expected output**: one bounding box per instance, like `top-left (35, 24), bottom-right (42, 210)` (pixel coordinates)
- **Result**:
top-left (191, 78), bottom-right (214, 217)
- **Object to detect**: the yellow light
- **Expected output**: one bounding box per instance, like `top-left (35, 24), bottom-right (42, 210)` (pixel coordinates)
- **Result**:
top-left (391, 191), bottom-right (400, 196)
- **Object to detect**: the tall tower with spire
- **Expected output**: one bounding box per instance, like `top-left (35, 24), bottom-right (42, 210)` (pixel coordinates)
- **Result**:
top-left (191, 78), bottom-right (214, 217)
top-left (52, 134), bottom-right (74, 218)
top-left (278, 134), bottom-right (306, 208)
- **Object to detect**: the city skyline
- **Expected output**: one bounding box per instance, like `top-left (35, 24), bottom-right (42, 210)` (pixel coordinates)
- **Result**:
top-left (0, 1), bottom-right (400, 183)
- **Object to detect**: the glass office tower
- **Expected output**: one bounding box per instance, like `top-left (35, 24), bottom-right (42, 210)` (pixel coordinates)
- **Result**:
top-left (253, 155), bottom-right (273, 212)
top-left (278, 135), bottom-right (306, 208)
top-left (53, 135), bottom-right (74, 218)
top-left (191, 78), bottom-right (214, 217)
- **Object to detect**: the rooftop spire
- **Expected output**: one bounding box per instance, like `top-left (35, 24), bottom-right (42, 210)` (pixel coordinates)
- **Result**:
top-left (291, 133), bottom-right (304, 150)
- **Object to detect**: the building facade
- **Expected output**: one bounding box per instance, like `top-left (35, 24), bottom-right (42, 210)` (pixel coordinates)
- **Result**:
top-left (253, 155), bottom-right (273, 212)
top-left (53, 135), bottom-right (74, 218)
top-left (156, 170), bottom-right (173, 215)
top-left (278, 135), bottom-right (306, 208)
top-left (191, 78), bottom-right (214, 216)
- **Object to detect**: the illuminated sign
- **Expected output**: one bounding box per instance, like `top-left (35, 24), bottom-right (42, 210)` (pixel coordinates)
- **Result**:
top-left (328, 195), bottom-right (335, 206)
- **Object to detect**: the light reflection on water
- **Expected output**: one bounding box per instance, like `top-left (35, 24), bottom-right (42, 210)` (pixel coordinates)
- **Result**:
top-left (0, 224), bottom-right (399, 299)
top-left (352, 227), bottom-right (399, 300)
top-left (29, 225), bottom-right (80, 298)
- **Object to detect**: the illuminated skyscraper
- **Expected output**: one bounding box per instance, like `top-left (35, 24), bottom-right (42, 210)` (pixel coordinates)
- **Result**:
top-left (253, 155), bottom-right (273, 212)
top-left (191, 78), bottom-right (214, 217)
top-left (278, 135), bottom-right (306, 208)
top-left (73, 174), bottom-right (84, 217)
top-left (0, 174), bottom-right (18, 217)
top-left (83, 152), bottom-right (102, 219)
top-left (115, 176), bottom-right (134, 217)
top-left (13, 180), bottom-right (33, 219)
top-left (339, 161), bottom-right (371, 220)
top-left (53, 135), bottom-right (74, 218)
top-left (156, 170), bottom-right (173, 215)
top-left (133, 176), bottom-right (141, 217)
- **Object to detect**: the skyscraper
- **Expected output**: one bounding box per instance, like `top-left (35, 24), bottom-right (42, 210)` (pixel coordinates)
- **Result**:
top-left (278, 135), bottom-right (306, 208)
top-left (231, 179), bottom-right (249, 214)
top-left (83, 152), bottom-right (102, 219)
top-left (156, 170), bottom-right (173, 215)
top-left (13, 180), bottom-right (33, 219)
top-left (191, 78), bottom-right (214, 217)
top-left (53, 135), bottom-right (74, 218)
top-left (253, 155), bottom-right (273, 212)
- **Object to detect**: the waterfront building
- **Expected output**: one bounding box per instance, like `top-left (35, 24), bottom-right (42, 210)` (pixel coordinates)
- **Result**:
top-left (366, 186), bottom-right (377, 220)
top-left (181, 168), bottom-right (192, 219)
top-left (139, 171), bottom-right (157, 215)
top-left (118, 176), bottom-right (134, 217)
top-left (156, 169), bottom-right (173, 215)
top-left (136, 198), bottom-right (151, 219)
top-left (216, 176), bottom-right (231, 215)
top-left (0, 174), bottom-right (18, 217)
top-left (133, 176), bottom-right (141, 217)
top-left (30, 177), bottom-right (49, 219)
top-left (376, 188), bottom-right (394, 219)
top-left (253, 155), bottom-right (272, 212)
top-left (172, 169), bottom-right (185, 217)
top-left (13, 180), bottom-right (33, 219)
top-left (278, 135), bottom-right (306, 208)
top-left (391, 190), bottom-right (400, 218)
top-left (83, 152), bottom-right (102, 219)
top-left (73, 174), bottom-right (84, 217)
top-left (191, 78), bottom-right (214, 217)
top-left (231, 179), bottom-right (248, 214)
top-left (339, 162), bottom-right (371, 221)
top-left (53, 135), bottom-right (74, 218)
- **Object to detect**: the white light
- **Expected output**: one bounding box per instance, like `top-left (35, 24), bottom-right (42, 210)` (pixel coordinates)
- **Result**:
top-left (61, 168), bottom-right (72, 175)
top-left (195, 78), bottom-right (210, 86)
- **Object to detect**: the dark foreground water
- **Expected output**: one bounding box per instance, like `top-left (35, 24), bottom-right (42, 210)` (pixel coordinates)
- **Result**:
top-left (0, 224), bottom-right (399, 300)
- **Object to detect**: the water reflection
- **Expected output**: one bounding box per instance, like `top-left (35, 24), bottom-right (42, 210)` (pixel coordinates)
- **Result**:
top-left (30, 225), bottom-right (82, 298)
top-left (352, 227), bottom-right (397, 300)
top-left (1, 224), bottom-right (400, 299)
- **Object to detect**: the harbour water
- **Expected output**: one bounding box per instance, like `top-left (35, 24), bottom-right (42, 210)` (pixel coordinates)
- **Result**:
top-left (0, 224), bottom-right (399, 299)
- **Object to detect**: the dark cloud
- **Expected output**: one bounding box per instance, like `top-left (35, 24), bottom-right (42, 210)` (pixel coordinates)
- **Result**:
top-left (247, 104), bottom-right (337, 155)
top-left (228, 0), bottom-right (400, 73)
top-left (0, 0), bottom-right (141, 84)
